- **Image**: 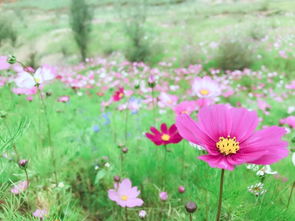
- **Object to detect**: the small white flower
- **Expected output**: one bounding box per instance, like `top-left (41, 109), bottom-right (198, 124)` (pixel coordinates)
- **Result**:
top-left (248, 182), bottom-right (267, 196)
top-left (256, 165), bottom-right (277, 176)
top-left (246, 164), bottom-right (259, 171)
top-left (104, 162), bottom-right (110, 168)
top-left (58, 182), bottom-right (65, 188)
top-left (139, 210), bottom-right (147, 219)
top-left (292, 152), bottom-right (295, 166)
top-left (94, 165), bottom-right (100, 170)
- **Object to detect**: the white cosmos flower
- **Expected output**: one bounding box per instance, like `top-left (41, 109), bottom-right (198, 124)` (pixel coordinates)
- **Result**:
top-left (192, 76), bottom-right (221, 98)
top-left (292, 152), bottom-right (295, 166)
top-left (14, 67), bottom-right (55, 89)
top-left (256, 165), bottom-right (277, 176)
top-left (15, 72), bottom-right (35, 89)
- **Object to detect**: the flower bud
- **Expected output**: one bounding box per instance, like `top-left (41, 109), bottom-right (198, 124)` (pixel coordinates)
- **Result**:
top-left (113, 176), bottom-right (121, 183)
top-left (185, 201), bottom-right (197, 213)
top-left (122, 147), bottom-right (128, 154)
top-left (148, 75), bottom-right (156, 88)
top-left (178, 186), bottom-right (185, 193)
top-left (0, 111), bottom-right (7, 119)
top-left (18, 159), bottom-right (28, 168)
top-left (7, 55), bottom-right (16, 64)
top-left (24, 66), bottom-right (35, 73)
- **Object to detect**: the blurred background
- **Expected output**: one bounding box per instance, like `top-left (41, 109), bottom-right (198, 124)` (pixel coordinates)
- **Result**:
top-left (0, 0), bottom-right (294, 75)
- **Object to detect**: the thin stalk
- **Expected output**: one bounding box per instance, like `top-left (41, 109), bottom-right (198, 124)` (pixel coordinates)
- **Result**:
top-left (287, 181), bottom-right (295, 209)
top-left (124, 98), bottom-right (130, 144)
top-left (24, 168), bottom-right (30, 184)
top-left (163, 144), bottom-right (168, 189)
top-left (37, 87), bottom-right (58, 185)
top-left (151, 87), bottom-right (156, 125)
top-left (189, 213), bottom-right (193, 221)
top-left (125, 207), bottom-right (128, 221)
top-left (216, 169), bottom-right (225, 221)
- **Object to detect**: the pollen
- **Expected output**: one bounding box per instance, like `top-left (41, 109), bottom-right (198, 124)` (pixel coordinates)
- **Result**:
top-left (161, 134), bottom-right (170, 141)
top-left (200, 89), bottom-right (209, 96)
top-left (119, 93), bottom-right (124, 98)
top-left (121, 195), bottom-right (128, 201)
top-left (216, 136), bottom-right (240, 155)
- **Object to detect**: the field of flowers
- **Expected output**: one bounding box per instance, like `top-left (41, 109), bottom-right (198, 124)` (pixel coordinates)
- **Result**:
top-left (0, 0), bottom-right (295, 221)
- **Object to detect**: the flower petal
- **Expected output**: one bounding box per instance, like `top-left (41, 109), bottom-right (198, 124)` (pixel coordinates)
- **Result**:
top-left (242, 126), bottom-right (289, 165)
top-left (198, 155), bottom-right (235, 170)
top-left (197, 104), bottom-right (233, 141)
top-left (176, 114), bottom-right (218, 155)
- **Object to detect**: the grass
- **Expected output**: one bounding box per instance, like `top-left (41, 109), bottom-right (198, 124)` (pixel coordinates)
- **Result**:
top-left (0, 0), bottom-right (294, 220)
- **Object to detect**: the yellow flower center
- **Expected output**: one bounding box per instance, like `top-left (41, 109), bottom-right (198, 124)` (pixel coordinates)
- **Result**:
top-left (119, 93), bottom-right (124, 98)
top-left (181, 110), bottom-right (189, 114)
top-left (216, 136), bottom-right (240, 155)
top-left (200, 89), bottom-right (209, 95)
top-left (34, 77), bottom-right (41, 84)
top-left (161, 134), bottom-right (170, 141)
top-left (121, 195), bottom-right (128, 201)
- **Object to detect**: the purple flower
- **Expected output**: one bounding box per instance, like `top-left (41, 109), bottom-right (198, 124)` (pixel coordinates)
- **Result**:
top-left (11, 181), bottom-right (29, 194)
top-left (108, 178), bottom-right (144, 208)
top-left (32, 209), bottom-right (48, 220)
top-left (159, 192), bottom-right (168, 201)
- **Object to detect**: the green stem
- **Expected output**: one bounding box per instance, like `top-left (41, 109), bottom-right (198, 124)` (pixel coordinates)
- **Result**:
top-left (24, 168), bottom-right (30, 184)
top-left (125, 207), bottom-right (128, 221)
top-left (190, 213), bottom-right (193, 221)
top-left (216, 169), bottom-right (225, 221)
top-left (151, 87), bottom-right (156, 125)
top-left (287, 181), bottom-right (295, 209)
top-left (37, 87), bottom-right (58, 185)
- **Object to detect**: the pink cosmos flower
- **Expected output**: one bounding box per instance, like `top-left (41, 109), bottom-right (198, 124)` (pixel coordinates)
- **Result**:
top-left (280, 116), bottom-right (295, 129)
top-left (173, 101), bottom-right (198, 116)
top-left (196, 98), bottom-right (213, 109)
top-left (11, 181), bottom-right (29, 194)
top-left (286, 80), bottom-right (295, 90)
top-left (159, 192), bottom-right (168, 201)
top-left (257, 99), bottom-right (271, 115)
top-left (108, 178), bottom-right (144, 208)
top-left (57, 96), bottom-right (70, 103)
top-left (0, 56), bottom-right (10, 70)
top-left (32, 209), bottom-right (48, 220)
top-left (158, 92), bottom-right (178, 108)
top-left (146, 123), bottom-right (183, 146)
top-left (176, 104), bottom-right (289, 170)
top-left (192, 76), bottom-right (220, 98)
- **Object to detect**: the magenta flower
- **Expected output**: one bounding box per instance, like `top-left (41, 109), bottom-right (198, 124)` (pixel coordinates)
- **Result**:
top-left (108, 178), bottom-right (143, 208)
top-left (112, 87), bottom-right (124, 102)
top-left (145, 123), bottom-right (182, 146)
top-left (176, 104), bottom-right (289, 170)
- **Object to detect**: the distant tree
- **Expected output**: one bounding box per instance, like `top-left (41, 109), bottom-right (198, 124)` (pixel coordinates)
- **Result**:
top-left (69, 0), bottom-right (93, 62)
